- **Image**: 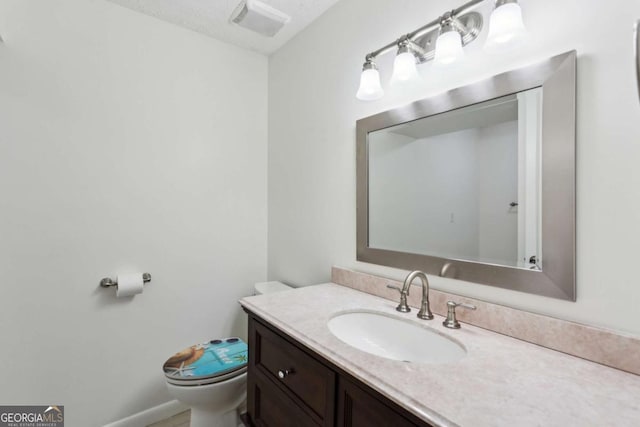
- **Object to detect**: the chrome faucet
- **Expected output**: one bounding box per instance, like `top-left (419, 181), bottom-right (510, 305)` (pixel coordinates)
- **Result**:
top-left (387, 270), bottom-right (433, 320)
top-left (386, 280), bottom-right (411, 313)
top-left (442, 300), bottom-right (477, 329)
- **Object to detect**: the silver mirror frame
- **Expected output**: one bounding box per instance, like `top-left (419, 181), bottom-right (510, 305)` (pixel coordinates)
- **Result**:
top-left (357, 51), bottom-right (576, 301)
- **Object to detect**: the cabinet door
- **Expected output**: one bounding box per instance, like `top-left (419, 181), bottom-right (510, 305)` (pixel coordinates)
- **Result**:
top-left (248, 371), bottom-right (319, 427)
top-left (337, 377), bottom-right (428, 427)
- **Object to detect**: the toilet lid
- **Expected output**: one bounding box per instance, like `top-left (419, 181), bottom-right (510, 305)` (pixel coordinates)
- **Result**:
top-left (163, 337), bottom-right (248, 386)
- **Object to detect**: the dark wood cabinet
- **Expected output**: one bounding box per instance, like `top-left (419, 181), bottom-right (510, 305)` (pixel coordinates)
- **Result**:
top-left (337, 377), bottom-right (420, 427)
top-left (246, 312), bottom-right (433, 427)
top-left (248, 317), bottom-right (335, 426)
top-left (248, 372), bottom-right (318, 427)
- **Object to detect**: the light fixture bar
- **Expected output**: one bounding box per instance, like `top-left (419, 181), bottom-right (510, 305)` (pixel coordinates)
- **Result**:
top-left (404, 19), bottom-right (440, 49)
top-left (495, 0), bottom-right (518, 7)
top-left (408, 0), bottom-right (485, 41)
top-left (365, 40), bottom-right (401, 63)
top-left (362, 0), bottom-right (486, 64)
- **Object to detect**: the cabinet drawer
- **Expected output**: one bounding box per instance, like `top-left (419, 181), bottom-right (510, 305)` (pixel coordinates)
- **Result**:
top-left (251, 319), bottom-right (335, 420)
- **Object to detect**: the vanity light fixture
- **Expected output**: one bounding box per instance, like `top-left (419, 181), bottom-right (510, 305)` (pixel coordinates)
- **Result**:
top-left (355, 0), bottom-right (527, 101)
top-left (391, 40), bottom-right (420, 82)
top-left (356, 59), bottom-right (384, 101)
top-left (485, 0), bottom-right (527, 52)
top-left (434, 16), bottom-right (465, 66)
top-left (391, 51), bottom-right (417, 82)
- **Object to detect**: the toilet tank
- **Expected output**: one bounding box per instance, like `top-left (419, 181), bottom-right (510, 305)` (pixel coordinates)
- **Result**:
top-left (235, 281), bottom-right (292, 342)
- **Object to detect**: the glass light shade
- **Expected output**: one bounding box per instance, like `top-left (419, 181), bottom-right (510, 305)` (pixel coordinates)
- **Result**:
top-left (356, 67), bottom-right (384, 101)
top-left (392, 51), bottom-right (419, 82)
top-left (485, 3), bottom-right (526, 52)
top-left (433, 30), bottom-right (464, 66)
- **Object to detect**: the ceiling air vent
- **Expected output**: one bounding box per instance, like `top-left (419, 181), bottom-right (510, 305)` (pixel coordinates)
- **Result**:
top-left (230, 0), bottom-right (291, 37)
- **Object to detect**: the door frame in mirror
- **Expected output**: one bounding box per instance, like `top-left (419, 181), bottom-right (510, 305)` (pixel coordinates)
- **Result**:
top-left (356, 50), bottom-right (576, 301)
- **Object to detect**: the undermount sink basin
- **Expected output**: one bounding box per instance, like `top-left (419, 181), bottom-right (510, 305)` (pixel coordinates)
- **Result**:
top-left (327, 311), bottom-right (466, 363)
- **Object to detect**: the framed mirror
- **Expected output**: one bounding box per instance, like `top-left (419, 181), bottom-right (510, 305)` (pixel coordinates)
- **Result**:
top-left (356, 51), bottom-right (576, 300)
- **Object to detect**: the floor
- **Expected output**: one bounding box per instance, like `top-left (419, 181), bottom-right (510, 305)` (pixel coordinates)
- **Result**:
top-left (147, 409), bottom-right (249, 427)
top-left (147, 410), bottom-right (190, 427)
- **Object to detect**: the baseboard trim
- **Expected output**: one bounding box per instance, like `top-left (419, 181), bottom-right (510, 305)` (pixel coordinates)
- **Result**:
top-left (103, 400), bottom-right (188, 427)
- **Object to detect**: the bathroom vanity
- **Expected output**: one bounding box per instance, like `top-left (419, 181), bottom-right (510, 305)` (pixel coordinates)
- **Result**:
top-left (240, 283), bottom-right (640, 427)
top-left (245, 312), bottom-right (432, 427)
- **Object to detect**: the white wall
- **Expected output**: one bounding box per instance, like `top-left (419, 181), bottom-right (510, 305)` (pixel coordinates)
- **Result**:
top-left (0, 0), bottom-right (268, 425)
top-left (268, 0), bottom-right (640, 336)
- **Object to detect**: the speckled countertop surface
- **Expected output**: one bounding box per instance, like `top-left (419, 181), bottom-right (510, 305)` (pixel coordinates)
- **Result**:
top-left (240, 283), bottom-right (640, 427)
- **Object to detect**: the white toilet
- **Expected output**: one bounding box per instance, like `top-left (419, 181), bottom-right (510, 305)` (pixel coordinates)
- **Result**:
top-left (163, 281), bottom-right (292, 427)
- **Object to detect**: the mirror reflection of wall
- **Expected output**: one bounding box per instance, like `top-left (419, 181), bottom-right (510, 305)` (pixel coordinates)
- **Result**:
top-left (368, 88), bottom-right (542, 269)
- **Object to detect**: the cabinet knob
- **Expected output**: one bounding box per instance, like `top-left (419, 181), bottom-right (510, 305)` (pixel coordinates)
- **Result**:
top-left (277, 369), bottom-right (293, 379)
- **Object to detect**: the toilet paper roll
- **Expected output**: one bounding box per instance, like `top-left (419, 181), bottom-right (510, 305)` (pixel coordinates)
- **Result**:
top-left (116, 273), bottom-right (144, 298)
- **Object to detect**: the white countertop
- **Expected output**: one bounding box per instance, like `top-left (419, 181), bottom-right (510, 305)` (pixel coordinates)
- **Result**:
top-left (240, 283), bottom-right (640, 427)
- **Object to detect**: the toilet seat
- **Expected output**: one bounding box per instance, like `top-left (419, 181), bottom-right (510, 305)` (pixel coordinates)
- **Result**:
top-left (163, 338), bottom-right (248, 387)
top-left (166, 366), bottom-right (247, 386)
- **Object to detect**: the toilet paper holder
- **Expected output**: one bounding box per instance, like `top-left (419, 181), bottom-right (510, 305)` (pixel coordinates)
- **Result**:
top-left (100, 273), bottom-right (152, 288)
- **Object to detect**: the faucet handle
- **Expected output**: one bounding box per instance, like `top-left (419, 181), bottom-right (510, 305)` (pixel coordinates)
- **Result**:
top-left (386, 284), bottom-right (411, 313)
top-left (442, 301), bottom-right (476, 329)
top-left (454, 302), bottom-right (476, 311)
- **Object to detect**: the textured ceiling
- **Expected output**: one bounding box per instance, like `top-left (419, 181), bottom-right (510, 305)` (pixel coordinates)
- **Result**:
top-left (106, 0), bottom-right (341, 55)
